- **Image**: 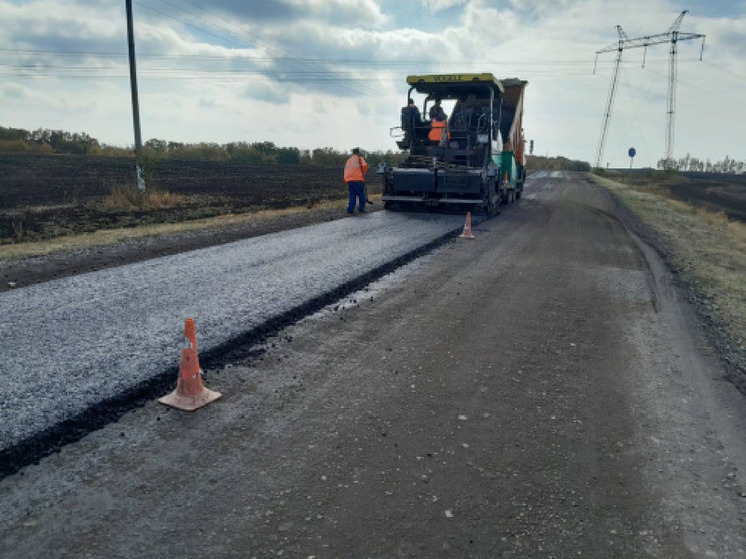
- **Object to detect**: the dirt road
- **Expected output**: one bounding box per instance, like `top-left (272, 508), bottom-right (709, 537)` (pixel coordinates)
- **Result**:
top-left (1, 172), bottom-right (745, 558)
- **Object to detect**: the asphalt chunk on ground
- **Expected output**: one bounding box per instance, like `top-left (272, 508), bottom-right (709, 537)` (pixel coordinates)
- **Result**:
top-left (1, 172), bottom-right (745, 558)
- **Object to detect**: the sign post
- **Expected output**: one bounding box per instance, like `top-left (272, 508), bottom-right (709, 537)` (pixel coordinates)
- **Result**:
top-left (628, 147), bottom-right (636, 183)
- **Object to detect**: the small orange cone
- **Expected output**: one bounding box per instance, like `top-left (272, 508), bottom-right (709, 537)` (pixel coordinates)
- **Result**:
top-left (159, 318), bottom-right (222, 411)
top-left (459, 211), bottom-right (475, 239)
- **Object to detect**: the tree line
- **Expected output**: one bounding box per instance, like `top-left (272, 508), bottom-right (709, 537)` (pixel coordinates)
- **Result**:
top-left (0, 126), bottom-right (403, 168)
top-left (525, 155), bottom-right (590, 172)
top-left (657, 154), bottom-right (745, 174)
top-left (0, 126), bottom-right (101, 155)
top-left (2, 125), bottom-right (598, 172)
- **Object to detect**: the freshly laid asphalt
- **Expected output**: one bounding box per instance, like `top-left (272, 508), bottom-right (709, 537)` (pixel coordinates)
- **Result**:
top-left (0, 210), bottom-right (466, 454)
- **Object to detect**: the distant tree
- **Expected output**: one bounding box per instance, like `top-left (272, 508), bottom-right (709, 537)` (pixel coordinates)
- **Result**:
top-left (98, 144), bottom-right (134, 157)
top-left (276, 146), bottom-right (300, 165)
top-left (251, 141), bottom-right (277, 161)
top-left (527, 155), bottom-right (590, 172)
top-left (225, 142), bottom-right (264, 164)
top-left (225, 141), bottom-right (251, 162)
top-left (144, 138), bottom-right (168, 154)
top-left (166, 142), bottom-right (225, 161)
top-left (310, 147), bottom-right (346, 167)
top-left (299, 149), bottom-right (312, 166)
top-left (657, 153), bottom-right (745, 174)
top-left (15, 127), bottom-right (99, 155)
top-left (361, 150), bottom-right (407, 168)
top-left (0, 126), bottom-right (28, 142)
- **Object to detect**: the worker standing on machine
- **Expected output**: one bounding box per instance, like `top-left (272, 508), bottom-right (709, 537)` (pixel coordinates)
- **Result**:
top-left (428, 98), bottom-right (449, 142)
top-left (344, 147), bottom-right (368, 214)
top-left (406, 98), bottom-right (422, 127)
top-left (429, 98), bottom-right (447, 121)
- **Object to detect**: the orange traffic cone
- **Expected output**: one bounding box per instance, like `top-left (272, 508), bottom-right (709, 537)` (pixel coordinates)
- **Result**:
top-left (459, 211), bottom-right (475, 239)
top-left (159, 318), bottom-right (222, 411)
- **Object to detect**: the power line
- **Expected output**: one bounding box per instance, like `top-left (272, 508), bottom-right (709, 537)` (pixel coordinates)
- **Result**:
top-left (133, 0), bottom-right (378, 98)
top-left (173, 0), bottom-right (386, 98)
top-left (8, 40), bottom-right (708, 78)
top-left (0, 53), bottom-right (602, 82)
top-left (2, 47), bottom-right (655, 67)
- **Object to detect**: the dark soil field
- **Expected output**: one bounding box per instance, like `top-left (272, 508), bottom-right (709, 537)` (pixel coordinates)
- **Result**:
top-left (674, 172), bottom-right (746, 221)
top-left (608, 169), bottom-right (746, 222)
top-left (0, 153), bottom-right (353, 242)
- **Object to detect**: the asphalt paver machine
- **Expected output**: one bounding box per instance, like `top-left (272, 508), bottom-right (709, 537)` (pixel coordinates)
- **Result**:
top-left (380, 73), bottom-right (527, 214)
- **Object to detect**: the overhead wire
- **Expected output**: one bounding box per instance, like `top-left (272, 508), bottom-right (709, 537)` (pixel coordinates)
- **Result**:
top-left (0, 54), bottom-right (605, 80)
top-left (0, 48), bottom-right (622, 65)
top-left (605, 65), bottom-right (660, 165)
top-left (174, 0), bottom-right (386, 97)
top-left (0, 47), bottom-right (703, 68)
top-left (4, 0), bottom-right (670, 91)
top-left (0, 0), bottom-right (717, 92)
top-left (133, 0), bottom-right (378, 97)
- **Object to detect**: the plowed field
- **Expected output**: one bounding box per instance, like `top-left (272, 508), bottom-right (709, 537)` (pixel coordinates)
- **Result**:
top-left (0, 153), bottom-right (351, 242)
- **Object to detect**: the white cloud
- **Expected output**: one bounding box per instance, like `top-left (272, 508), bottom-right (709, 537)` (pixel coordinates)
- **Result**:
top-left (1, 83), bottom-right (28, 100)
top-left (1, 0), bottom-right (743, 166)
top-left (297, 0), bottom-right (390, 27)
top-left (422, 0), bottom-right (468, 13)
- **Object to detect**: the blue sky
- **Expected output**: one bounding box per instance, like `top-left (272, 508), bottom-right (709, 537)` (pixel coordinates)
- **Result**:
top-left (1, 0), bottom-right (744, 168)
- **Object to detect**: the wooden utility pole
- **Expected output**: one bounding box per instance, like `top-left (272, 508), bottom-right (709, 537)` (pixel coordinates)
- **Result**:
top-left (125, 0), bottom-right (145, 189)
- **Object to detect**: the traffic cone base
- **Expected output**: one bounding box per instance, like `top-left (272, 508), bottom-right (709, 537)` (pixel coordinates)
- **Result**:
top-left (459, 211), bottom-right (475, 239)
top-left (159, 318), bottom-right (222, 411)
top-left (159, 377), bottom-right (222, 411)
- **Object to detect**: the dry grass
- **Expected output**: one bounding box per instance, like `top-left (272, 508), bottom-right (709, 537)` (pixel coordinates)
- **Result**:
top-left (590, 173), bottom-right (746, 351)
top-left (0, 195), bottom-right (367, 261)
top-left (106, 185), bottom-right (184, 209)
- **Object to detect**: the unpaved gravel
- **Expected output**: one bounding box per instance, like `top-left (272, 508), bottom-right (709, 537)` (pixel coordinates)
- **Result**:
top-left (1, 172), bottom-right (745, 558)
top-left (0, 206), bottom-right (357, 292)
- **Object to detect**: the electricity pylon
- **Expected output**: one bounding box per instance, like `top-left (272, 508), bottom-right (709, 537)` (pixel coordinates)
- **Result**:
top-left (593, 10), bottom-right (705, 169)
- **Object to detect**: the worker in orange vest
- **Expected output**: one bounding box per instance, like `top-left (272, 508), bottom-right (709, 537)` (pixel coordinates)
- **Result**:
top-left (428, 98), bottom-right (449, 142)
top-left (344, 147), bottom-right (368, 214)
